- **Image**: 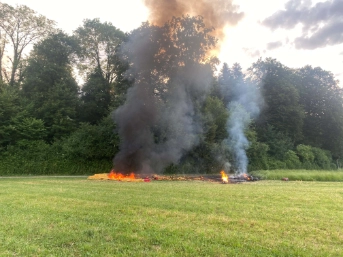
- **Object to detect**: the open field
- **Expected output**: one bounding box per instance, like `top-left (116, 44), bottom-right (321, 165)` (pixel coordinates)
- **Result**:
top-left (252, 169), bottom-right (343, 181)
top-left (0, 178), bottom-right (342, 256)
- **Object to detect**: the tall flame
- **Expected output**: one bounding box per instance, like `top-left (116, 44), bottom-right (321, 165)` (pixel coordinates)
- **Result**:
top-left (108, 170), bottom-right (135, 180)
top-left (220, 171), bottom-right (229, 183)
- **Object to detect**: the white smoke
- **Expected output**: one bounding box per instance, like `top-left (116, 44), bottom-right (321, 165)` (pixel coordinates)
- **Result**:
top-left (221, 69), bottom-right (262, 174)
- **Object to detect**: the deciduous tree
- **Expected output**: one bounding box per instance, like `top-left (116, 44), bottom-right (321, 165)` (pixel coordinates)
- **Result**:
top-left (22, 32), bottom-right (79, 142)
top-left (296, 66), bottom-right (343, 159)
top-left (249, 58), bottom-right (305, 143)
top-left (73, 18), bottom-right (125, 84)
top-left (0, 3), bottom-right (55, 86)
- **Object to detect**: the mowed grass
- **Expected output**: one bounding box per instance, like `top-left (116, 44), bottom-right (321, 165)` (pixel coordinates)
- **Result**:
top-left (0, 178), bottom-right (342, 256)
top-left (252, 169), bottom-right (343, 181)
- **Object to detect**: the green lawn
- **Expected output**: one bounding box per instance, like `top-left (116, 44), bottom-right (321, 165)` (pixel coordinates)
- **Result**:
top-left (0, 178), bottom-right (342, 256)
top-left (252, 169), bottom-right (343, 181)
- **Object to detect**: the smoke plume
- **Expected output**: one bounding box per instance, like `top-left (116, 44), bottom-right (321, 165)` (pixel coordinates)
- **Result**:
top-left (113, 18), bottom-right (214, 174)
top-left (112, 1), bottom-right (246, 174)
top-left (220, 65), bottom-right (262, 174)
top-left (143, 0), bottom-right (244, 50)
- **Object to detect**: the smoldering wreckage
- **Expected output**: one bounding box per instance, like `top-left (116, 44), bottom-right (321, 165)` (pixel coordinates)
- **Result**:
top-left (89, 0), bottom-right (262, 183)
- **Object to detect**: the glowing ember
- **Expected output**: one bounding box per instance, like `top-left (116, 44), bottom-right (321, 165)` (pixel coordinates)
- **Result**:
top-left (242, 173), bottom-right (250, 180)
top-left (220, 171), bottom-right (229, 183)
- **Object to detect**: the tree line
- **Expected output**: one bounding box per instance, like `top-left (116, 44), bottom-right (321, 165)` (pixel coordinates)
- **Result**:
top-left (0, 3), bottom-right (342, 175)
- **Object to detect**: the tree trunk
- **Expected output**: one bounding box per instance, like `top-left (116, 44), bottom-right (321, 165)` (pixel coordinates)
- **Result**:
top-left (9, 51), bottom-right (18, 86)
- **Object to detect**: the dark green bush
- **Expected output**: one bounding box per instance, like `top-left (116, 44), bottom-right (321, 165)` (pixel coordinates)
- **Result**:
top-left (61, 116), bottom-right (119, 160)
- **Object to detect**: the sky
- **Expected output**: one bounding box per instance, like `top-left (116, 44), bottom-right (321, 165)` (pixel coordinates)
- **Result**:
top-left (2, 0), bottom-right (343, 85)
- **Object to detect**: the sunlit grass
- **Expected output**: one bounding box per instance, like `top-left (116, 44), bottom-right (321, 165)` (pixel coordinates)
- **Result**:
top-left (0, 178), bottom-right (342, 256)
top-left (252, 169), bottom-right (343, 181)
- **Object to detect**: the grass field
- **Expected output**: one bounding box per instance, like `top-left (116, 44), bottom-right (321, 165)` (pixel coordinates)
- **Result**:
top-left (0, 177), bottom-right (342, 256)
top-left (252, 169), bottom-right (343, 181)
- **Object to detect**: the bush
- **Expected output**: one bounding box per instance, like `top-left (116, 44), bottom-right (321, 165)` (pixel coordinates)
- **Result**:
top-left (311, 147), bottom-right (332, 169)
top-left (0, 140), bottom-right (112, 176)
top-left (296, 144), bottom-right (314, 163)
top-left (61, 116), bottom-right (119, 160)
top-left (267, 158), bottom-right (287, 170)
top-left (247, 134), bottom-right (269, 171)
top-left (284, 150), bottom-right (302, 169)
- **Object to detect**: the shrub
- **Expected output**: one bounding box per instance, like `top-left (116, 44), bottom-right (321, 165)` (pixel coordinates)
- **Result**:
top-left (311, 147), bottom-right (333, 169)
top-left (61, 116), bottom-right (119, 160)
top-left (267, 158), bottom-right (287, 170)
top-left (284, 150), bottom-right (302, 169)
top-left (296, 144), bottom-right (314, 163)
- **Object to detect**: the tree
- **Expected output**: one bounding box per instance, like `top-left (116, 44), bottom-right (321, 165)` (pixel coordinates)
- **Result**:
top-left (22, 32), bottom-right (79, 142)
top-left (73, 18), bottom-right (126, 84)
top-left (0, 86), bottom-right (20, 146)
top-left (0, 86), bottom-right (46, 148)
top-left (74, 19), bottom-right (130, 120)
top-left (249, 58), bottom-right (305, 143)
top-left (0, 28), bottom-right (6, 82)
top-left (61, 115), bottom-right (119, 160)
top-left (246, 128), bottom-right (269, 171)
top-left (0, 3), bottom-right (55, 86)
top-left (296, 66), bottom-right (343, 159)
top-left (218, 62), bottom-right (247, 103)
top-left (79, 68), bottom-right (112, 124)
top-left (182, 95), bottom-right (229, 173)
top-left (259, 124), bottom-right (294, 160)
top-left (218, 63), bottom-right (234, 104)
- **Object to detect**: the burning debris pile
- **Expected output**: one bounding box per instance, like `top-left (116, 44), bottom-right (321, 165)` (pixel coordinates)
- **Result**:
top-left (88, 170), bottom-right (258, 184)
top-left (220, 170), bottom-right (258, 183)
top-left (88, 170), bottom-right (150, 182)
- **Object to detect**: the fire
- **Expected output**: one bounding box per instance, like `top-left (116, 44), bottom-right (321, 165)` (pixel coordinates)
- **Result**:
top-left (87, 170), bottom-right (146, 182)
top-left (220, 170), bottom-right (229, 183)
top-left (243, 173), bottom-right (251, 181)
top-left (108, 170), bottom-right (135, 180)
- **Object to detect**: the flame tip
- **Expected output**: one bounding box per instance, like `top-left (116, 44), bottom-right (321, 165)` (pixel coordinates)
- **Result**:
top-left (220, 170), bottom-right (229, 183)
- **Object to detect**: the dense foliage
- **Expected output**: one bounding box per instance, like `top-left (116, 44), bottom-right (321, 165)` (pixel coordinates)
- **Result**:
top-left (0, 3), bottom-right (342, 175)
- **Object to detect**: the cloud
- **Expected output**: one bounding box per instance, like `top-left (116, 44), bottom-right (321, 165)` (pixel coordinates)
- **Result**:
top-left (262, 0), bottom-right (343, 49)
top-left (243, 48), bottom-right (260, 58)
top-left (266, 41), bottom-right (283, 50)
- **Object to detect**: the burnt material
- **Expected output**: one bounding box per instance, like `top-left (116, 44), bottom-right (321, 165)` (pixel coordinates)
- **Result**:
top-left (228, 174), bottom-right (259, 183)
top-left (151, 174), bottom-right (259, 183)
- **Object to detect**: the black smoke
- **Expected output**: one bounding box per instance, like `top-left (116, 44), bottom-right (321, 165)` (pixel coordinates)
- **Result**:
top-left (113, 17), bottom-right (216, 174)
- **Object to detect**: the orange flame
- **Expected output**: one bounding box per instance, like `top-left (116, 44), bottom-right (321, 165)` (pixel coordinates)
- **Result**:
top-left (108, 170), bottom-right (135, 180)
top-left (243, 173), bottom-right (250, 181)
top-left (220, 170), bottom-right (229, 183)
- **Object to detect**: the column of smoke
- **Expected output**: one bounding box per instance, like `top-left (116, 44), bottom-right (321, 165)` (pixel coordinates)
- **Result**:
top-left (222, 79), bottom-right (262, 174)
top-left (113, 23), bottom-right (212, 174)
top-left (112, 0), bottom-right (244, 174)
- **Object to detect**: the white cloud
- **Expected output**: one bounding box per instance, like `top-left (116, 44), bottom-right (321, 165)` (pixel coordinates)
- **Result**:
top-left (262, 0), bottom-right (343, 49)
